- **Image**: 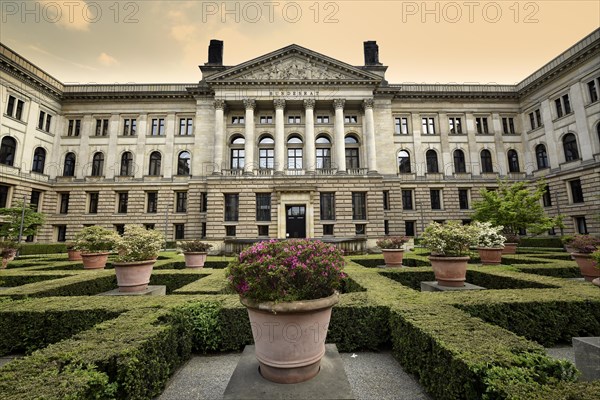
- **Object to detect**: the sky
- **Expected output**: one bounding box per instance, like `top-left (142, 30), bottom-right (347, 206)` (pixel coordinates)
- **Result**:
top-left (1, 1), bottom-right (599, 85)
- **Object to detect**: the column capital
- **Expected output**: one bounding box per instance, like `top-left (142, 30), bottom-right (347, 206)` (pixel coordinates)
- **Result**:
top-left (214, 99), bottom-right (226, 110)
top-left (274, 99), bottom-right (286, 110)
top-left (243, 98), bottom-right (256, 110)
top-left (362, 98), bottom-right (375, 109)
top-left (303, 99), bottom-right (316, 110)
top-left (333, 98), bottom-right (345, 110)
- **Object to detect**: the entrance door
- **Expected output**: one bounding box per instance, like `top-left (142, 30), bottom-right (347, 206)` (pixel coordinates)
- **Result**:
top-left (286, 205), bottom-right (306, 238)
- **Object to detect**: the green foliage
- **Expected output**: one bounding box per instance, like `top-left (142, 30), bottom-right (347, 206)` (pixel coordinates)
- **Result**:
top-left (568, 235), bottom-right (600, 254)
top-left (178, 240), bottom-right (213, 253)
top-left (115, 225), bottom-right (165, 262)
top-left (0, 202), bottom-right (45, 241)
top-left (518, 237), bottom-right (563, 248)
top-left (227, 239), bottom-right (346, 302)
top-left (376, 236), bottom-right (409, 249)
top-left (74, 226), bottom-right (119, 253)
top-left (18, 243), bottom-right (67, 255)
top-left (474, 221), bottom-right (506, 248)
top-left (472, 180), bottom-right (558, 235)
top-left (420, 221), bottom-right (479, 256)
top-left (174, 301), bottom-right (223, 353)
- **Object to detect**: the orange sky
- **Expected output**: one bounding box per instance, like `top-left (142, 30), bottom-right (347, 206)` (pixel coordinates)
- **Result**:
top-left (1, 1), bottom-right (599, 85)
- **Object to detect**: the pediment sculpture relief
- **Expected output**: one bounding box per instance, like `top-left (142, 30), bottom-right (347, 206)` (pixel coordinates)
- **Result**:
top-left (238, 58), bottom-right (349, 80)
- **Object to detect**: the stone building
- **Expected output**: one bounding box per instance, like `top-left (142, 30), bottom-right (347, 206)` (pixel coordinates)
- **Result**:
top-left (1, 30), bottom-right (599, 252)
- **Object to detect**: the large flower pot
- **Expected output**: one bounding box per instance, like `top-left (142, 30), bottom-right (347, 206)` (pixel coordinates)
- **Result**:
top-left (81, 252), bottom-right (110, 269)
top-left (477, 248), bottom-right (503, 265)
top-left (240, 292), bottom-right (339, 384)
top-left (67, 249), bottom-right (83, 261)
top-left (502, 243), bottom-right (518, 254)
top-left (571, 253), bottom-right (600, 282)
top-left (381, 249), bottom-right (404, 267)
top-left (113, 260), bottom-right (155, 292)
top-left (183, 252), bottom-right (207, 268)
top-left (429, 256), bottom-right (470, 287)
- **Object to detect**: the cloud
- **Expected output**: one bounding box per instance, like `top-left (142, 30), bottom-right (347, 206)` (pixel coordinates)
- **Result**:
top-left (170, 24), bottom-right (197, 42)
top-left (40, 0), bottom-right (91, 31)
top-left (98, 52), bottom-right (119, 66)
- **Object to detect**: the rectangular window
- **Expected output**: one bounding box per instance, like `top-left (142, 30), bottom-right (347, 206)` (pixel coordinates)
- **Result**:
top-left (535, 109), bottom-right (542, 127)
top-left (462, 219), bottom-right (472, 226)
top-left (145, 224), bottom-right (155, 230)
top-left (288, 116), bottom-right (301, 124)
top-left (38, 111), bottom-right (46, 130)
top-left (151, 118), bottom-right (165, 135)
top-left (260, 116), bottom-right (273, 124)
top-left (555, 98), bottom-right (563, 118)
top-left (224, 194), bottom-right (239, 221)
top-left (320, 193), bottom-right (336, 221)
top-left (45, 114), bottom-right (52, 132)
top-left (448, 117), bottom-right (462, 134)
top-left (395, 117), bottom-right (408, 134)
top-left (383, 191), bottom-right (390, 210)
top-left (88, 192), bottom-right (99, 214)
top-left (256, 193), bottom-right (271, 221)
top-left (174, 224), bottom-right (185, 240)
top-left (502, 117), bottom-right (515, 134)
top-left (176, 191), bottom-right (188, 213)
top-left (225, 225), bottom-right (236, 237)
top-left (123, 118), bottom-right (137, 136)
top-left (6, 95), bottom-right (15, 117)
top-left (402, 190), bottom-right (413, 210)
top-left (7, 96), bottom-right (25, 121)
top-left (201, 222), bottom-right (207, 238)
top-left (352, 192), bottom-right (367, 220)
top-left (95, 119), bottom-right (109, 136)
top-left (231, 116), bottom-right (245, 124)
top-left (570, 179), bottom-right (584, 203)
top-left (68, 119), bottom-right (82, 136)
top-left (59, 193), bottom-right (69, 214)
top-left (384, 220), bottom-right (390, 236)
top-left (179, 118), bottom-right (193, 135)
top-left (475, 117), bottom-right (489, 134)
top-left (588, 79), bottom-right (599, 103)
top-left (323, 224), bottom-right (334, 236)
top-left (201, 192), bottom-right (208, 213)
top-left (430, 189), bottom-right (441, 210)
top-left (405, 221), bottom-right (415, 237)
top-left (355, 224), bottom-right (366, 235)
top-left (316, 116), bottom-right (329, 124)
top-left (30, 190), bottom-right (41, 212)
top-left (147, 192), bottom-right (158, 213)
top-left (115, 224), bottom-right (125, 236)
top-left (575, 216), bottom-right (588, 234)
top-left (345, 115), bottom-right (358, 124)
top-left (458, 189), bottom-right (469, 210)
top-left (56, 225), bottom-right (67, 242)
top-left (421, 117), bottom-right (435, 134)
top-left (258, 225), bottom-right (269, 237)
top-left (542, 185), bottom-right (552, 207)
top-left (0, 185), bottom-right (9, 208)
top-left (118, 192), bottom-right (128, 214)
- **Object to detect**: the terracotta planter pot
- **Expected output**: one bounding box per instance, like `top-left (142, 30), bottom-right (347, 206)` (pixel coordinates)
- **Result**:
top-left (241, 292), bottom-right (339, 384)
top-left (381, 249), bottom-right (404, 267)
top-left (477, 248), bottom-right (503, 265)
top-left (429, 256), bottom-right (470, 287)
top-left (67, 249), bottom-right (83, 261)
top-left (183, 252), bottom-right (207, 268)
top-left (571, 253), bottom-right (600, 282)
top-left (113, 260), bottom-right (156, 292)
top-left (592, 278), bottom-right (600, 287)
top-left (81, 252), bottom-right (110, 269)
top-left (502, 243), bottom-right (518, 254)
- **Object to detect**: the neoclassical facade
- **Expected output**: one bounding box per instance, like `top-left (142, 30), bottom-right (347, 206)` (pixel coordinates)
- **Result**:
top-left (1, 31), bottom-right (599, 251)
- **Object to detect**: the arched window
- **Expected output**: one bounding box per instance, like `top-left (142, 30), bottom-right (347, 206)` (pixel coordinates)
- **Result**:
top-left (345, 135), bottom-right (360, 169)
top-left (425, 150), bottom-right (439, 173)
top-left (91, 152), bottom-right (104, 176)
top-left (287, 135), bottom-right (303, 170)
top-left (453, 149), bottom-right (466, 173)
top-left (120, 152), bottom-right (133, 176)
top-left (31, 147), bottom-right (46, 174)
top-left (230, 136), bottom-right (245, 170)
top-left (398, 150), bottom-right (411, 173)
top-left (535, 144), bottom-right (549, 169)
top-left (0, 137), bottom-right (17, 166)
top-left (177, 151), bottom-right (191, 176)
top-left (563, 133), bottom-right (579, 161)
top-left (148, 151), bottom-right (162, 176)
top-left (63, 152), bottom-right (76, 177)
top-left (316, 135), bottom-right (332, 169)
top-left (258, 135), bottom-right (274, 169)
top-left (480, 149), bottom-right (493, 173)
top-left (507, 150), bottom-right (520, 172)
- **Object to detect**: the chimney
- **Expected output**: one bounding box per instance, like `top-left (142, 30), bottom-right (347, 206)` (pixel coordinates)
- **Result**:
top-left (363, 41), bottom-right (381, 66)
top-left (207, 39), bottom-right (223, 65)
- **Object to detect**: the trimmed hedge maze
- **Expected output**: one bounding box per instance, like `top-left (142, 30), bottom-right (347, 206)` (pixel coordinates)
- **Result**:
top-left (0, 249), bottom-right (599, 399)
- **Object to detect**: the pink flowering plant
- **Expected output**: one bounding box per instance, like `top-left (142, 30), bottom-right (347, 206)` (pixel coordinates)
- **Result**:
top-left (226, 239), bottom-right (346, 303)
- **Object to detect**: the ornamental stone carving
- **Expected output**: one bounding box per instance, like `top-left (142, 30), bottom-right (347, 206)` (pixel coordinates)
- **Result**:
top-left (274, 99), bottom-right (286, 110)
top-left (214, 99), bottom-right (226, 110)
top-left (243, 99), bottom-right (256, 110)
top-left (333, 99), bottom-right (346, 110)
top-left (238, 57), bottom-right (349, 80)
top-left (303, 99), bottom-right (316, 109)
top-left (363, 98), bottom-right (375, 109)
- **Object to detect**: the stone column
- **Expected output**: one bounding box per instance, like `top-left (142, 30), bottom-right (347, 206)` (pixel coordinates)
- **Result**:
top-left (363, 99), bottom-right (377, 173)
top-left (243, 99), bottom-right (256, 174)
top-left (304, 99), bottom-right (316, 173)
top-left (213, 100), bottom-right (226, 174)
top-left (274, 99), bottom-right (286, 174)
top-left (333, 99), bottom-right (346, 173)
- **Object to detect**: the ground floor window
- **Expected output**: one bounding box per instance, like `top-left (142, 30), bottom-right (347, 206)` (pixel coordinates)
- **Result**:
top-left (405, 221), bottom-right (415, 237)
top-left (175, 224), bottom-right (185, 239)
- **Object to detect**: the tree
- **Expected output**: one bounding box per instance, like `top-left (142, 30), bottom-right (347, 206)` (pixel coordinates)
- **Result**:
top-left (0, 202), bottom-right (45, 241)
top-left (471, 180), bottom-right (560, 236)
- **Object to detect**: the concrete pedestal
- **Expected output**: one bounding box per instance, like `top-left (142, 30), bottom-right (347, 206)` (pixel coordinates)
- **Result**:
top-left (421, 281), bottom-right (486, 292)
top-left (223, 344), bottom-right (355, 400)
top-left (573, 337), bottom-right (600, 381)
top-left (97, 285), bottom-right (166, 296)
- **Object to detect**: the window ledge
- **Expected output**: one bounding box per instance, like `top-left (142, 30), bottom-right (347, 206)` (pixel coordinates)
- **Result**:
top-left (3, 114), bottom-right (26, 125)
top-left (552, 112), bottom-right (574, 123)
top-left (527, 126), bottom-right (544, 134)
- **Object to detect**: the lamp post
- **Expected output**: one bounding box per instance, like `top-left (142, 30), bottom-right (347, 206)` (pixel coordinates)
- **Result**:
top-left (17, 195), bottom-right (27, 244)
top-left (164, 205), bottom-right (169, 251)
top-left (554, 191), bottom-right (564, 237)
top-left (417, 201), bottom-right (425, 239)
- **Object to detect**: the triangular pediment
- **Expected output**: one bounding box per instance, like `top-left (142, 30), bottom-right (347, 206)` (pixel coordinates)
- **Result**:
top-left (205, 44), bottom-right (382, 84)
